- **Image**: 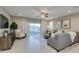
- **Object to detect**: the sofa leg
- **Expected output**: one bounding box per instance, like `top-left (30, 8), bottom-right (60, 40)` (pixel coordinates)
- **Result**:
top-left (57, 50), bottom-right (60, 52)
top-left (69, 44), bottom-right (72, 46)
top-left (47, 43), bottom-right (49, 46)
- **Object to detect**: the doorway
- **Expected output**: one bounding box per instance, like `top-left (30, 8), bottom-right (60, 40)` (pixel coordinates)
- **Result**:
top-left (29, 23), bottom-right (41, 39)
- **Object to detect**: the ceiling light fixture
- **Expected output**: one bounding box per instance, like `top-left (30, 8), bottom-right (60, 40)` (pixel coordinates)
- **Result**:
top-left (41, 9), bottom-right (48, 18)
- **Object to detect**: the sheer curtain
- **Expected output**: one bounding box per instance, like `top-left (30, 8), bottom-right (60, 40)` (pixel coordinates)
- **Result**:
top-left (11, 16), bottom-right (27, 33)
top-left (26, 18), bottom-right (41, 37)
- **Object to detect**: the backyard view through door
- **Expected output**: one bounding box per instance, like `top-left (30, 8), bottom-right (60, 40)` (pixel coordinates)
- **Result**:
top-left (29, 23), bottom-right (41, 39)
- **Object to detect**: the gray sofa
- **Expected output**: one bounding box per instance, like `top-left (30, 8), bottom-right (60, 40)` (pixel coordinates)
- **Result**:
top-left (47, 33), bottom-right (73, 52)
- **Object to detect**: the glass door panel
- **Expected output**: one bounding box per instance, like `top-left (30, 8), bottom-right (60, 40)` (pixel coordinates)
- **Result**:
top-left (29, 23), bottom-right (41, 38)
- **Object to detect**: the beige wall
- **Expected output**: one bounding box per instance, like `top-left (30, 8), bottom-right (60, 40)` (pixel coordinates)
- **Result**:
top-left (11, 12), bottom-right (79, 34)
top-left (11, 16), bottom-right (41, 36)
top-left (63, 13), bottom-right (79, 32)
top-left (41, 20), bottom-right (48, 35)
top-left (41, 19), bottom-right (54, 35)
top-left (42, 13), bottom-right (79, 33)
top-left (11, 16), bottom-right (27, 33)
top-left (54, 13), bottom-right (79, 32)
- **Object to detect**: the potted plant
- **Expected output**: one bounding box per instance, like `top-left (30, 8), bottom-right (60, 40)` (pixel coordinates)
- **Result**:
top-left (10, 22), bottom-right (18, 33)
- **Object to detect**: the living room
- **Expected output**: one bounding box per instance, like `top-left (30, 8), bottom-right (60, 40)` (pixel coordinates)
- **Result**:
top-left (1, 0), bottom-right (79, 59)
top-left (1, 6), bottom-right (79, 53)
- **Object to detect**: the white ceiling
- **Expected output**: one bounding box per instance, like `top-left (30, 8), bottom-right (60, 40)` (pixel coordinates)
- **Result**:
top-left (3, 6), bottom-right (79, 19)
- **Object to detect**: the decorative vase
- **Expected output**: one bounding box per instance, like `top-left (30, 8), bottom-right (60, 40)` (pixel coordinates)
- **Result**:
top-left (4, 33), bottom-right (7, 37)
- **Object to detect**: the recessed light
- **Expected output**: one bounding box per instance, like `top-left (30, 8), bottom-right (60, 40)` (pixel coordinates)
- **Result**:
top-left (67, 10), bottom-right (71, 13)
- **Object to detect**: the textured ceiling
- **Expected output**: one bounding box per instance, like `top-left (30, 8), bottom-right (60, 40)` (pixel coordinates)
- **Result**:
top-left (3, 6), bottom-right (79, 19)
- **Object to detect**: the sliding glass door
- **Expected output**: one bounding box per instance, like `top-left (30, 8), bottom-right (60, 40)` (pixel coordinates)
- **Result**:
top-left (29, 23), bottom-right (41, 38)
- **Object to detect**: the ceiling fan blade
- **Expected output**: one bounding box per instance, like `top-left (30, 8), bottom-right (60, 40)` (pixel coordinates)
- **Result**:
top-left (33, 11), bottom-right (40, 16)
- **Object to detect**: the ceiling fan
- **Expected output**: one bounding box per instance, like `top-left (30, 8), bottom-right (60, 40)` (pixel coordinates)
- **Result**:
top-left (40, 9), bottom-right (48, 17)
top-left (33, 9), bottom-right (49, 18)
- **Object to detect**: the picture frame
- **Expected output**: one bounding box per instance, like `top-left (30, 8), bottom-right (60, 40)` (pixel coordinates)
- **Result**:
top-left (56, 20), bottom-right (62, 29)
top-left (62, 19), bottom-right (71, 29)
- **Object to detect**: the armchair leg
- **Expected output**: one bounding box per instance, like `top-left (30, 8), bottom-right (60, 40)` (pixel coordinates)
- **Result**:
top-left (47, 43), bottom-right (49, 46)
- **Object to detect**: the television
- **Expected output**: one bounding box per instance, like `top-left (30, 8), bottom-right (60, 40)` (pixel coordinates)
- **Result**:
top-left (0, 14), bottom-right (9, 28)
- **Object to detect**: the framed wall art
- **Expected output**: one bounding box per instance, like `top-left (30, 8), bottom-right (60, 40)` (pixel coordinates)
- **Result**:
top-left (56, 20), bottom-right (62, 29)
top-left (62, 19), bottom-right (71, 29)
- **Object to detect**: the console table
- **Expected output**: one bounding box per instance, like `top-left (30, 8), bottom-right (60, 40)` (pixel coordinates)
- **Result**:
top-left (0, 36), bottom-right (11, 50)
top-left (0, 33), bottom-right (15, 50)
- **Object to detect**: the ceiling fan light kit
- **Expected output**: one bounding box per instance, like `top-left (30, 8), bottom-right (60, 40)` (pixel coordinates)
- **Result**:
top-left (41, 10), bottom-right (48, 18)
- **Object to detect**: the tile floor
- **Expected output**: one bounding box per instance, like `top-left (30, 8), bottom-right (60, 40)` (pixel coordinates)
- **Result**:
top-left (0, 37), bottom-right (79, 53)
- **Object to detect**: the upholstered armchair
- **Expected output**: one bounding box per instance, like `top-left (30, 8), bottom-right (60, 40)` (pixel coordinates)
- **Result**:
top-left (15, 29), bottom-right (26, 39)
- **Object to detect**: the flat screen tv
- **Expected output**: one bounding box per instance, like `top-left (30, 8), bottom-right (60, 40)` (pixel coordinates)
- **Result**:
top-left (0, 14), bottom-right (9, 28)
